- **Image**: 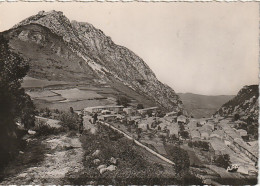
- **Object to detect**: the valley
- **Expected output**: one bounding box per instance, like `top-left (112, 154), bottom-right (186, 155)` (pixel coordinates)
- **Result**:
top-left (0, 9), bottom-right (258, 185)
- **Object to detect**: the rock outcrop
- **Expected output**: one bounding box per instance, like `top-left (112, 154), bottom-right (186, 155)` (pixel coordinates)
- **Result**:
top-left (214, 85), bottom-right (259, 123)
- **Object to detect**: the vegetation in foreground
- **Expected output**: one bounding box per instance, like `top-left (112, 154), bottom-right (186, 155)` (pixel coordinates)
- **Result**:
top-left (0, 36), bottom-right (35, 170)
top-left (65, 124), bottom-right (202, 185)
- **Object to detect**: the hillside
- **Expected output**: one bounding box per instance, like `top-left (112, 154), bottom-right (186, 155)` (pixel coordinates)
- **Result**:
top-left (1, 10), bottom-right (183, 113)
top-left (214, 85), bottom-right (259, 122)
top-left (178, 93), bottom-right (234, 118)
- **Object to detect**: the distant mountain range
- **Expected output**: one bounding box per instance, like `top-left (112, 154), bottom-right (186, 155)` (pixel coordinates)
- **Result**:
top-left (178, 93), bottom-right (235, 118)
top-left (1, 10), bottom-right (183, 112)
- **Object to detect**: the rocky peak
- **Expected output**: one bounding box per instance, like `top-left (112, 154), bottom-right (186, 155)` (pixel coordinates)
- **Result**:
top-left (214, 85), bottom-right (259, 122)
top-left (6, 10), bottom-right (183, 112)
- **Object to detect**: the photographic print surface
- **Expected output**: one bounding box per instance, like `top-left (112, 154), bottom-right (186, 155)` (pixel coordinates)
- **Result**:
top-left (0, 2), bottom-right (258, 185)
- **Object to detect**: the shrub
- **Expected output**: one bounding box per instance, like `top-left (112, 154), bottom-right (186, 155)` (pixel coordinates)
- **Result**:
top-left (179, 131), bottom-right (189, 139)
top-left (137, 104), bottom-right (144, 109)
top-left (213, 154), bottom-right (231, 169)
top-left (0, 36), bottom-right (35, 169)
top-left (58, 112), bottom-right (80, 130)
top-left (234, 113), bottom-right (240, 121)
top-left (165, 144), bottom-right (190, 176)
top-left (157, 111), bottom-right (166, 118)
top-left (34, 122), bottom-right (65, 136)
top-left (116, 96), bottom-right (131, 107)
top-left (188, 141), bottom-right (209, 151)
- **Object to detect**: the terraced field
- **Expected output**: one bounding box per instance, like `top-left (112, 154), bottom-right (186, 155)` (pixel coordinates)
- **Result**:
top-left (22, 76), bottom-right (153, 112)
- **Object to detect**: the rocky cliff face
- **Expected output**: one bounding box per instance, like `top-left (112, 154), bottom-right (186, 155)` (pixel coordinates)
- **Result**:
top-left (214, 85), bottom-right (259, 123)
top-left (3, 10), bottom-right (183, 112)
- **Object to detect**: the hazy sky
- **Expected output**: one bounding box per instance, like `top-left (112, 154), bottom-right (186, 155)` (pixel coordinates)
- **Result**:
top-left (0, 2), bottom-right (258, 95)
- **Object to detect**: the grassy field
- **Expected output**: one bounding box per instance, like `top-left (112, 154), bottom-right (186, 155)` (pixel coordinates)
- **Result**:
top-left (26, 90), bottom-right (58, 98)
top-left (52, 88), bottom-right (103, 101)
top-left (33, 99), bottom-right (113, 112)
top-left (22, 76), bottom-right (68, 88)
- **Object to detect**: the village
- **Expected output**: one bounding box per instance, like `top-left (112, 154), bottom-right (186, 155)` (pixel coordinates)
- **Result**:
top-left (80, 104), bottom-right (258, 180)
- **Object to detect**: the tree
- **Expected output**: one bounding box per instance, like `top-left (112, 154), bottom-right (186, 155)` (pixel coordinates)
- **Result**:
top-left (116, 96), bottom-right (131, 107)
top-left (0, 35), bottom-right (34, 168)
top-left (166, 145), bottom-right (190, 176)
top-left (147, 110), bottom-right (153, 117)
top-left (69, 107), bottom-right (74, 113)
top-left (213, 154), bottom-right (231, 169)
top-left (179, 131), bottom-right (189, 139)
top-left (137, 104), bottom-right (144, 109)
top-left (234, 113), bottom-right (240, 121)
top-left (177, 111), bottom-right (183, 116)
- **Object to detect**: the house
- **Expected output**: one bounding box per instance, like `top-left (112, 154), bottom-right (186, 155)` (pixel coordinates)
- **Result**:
top-left (84, 105), bottom-right (124, 115)
top-left (138, 123), bottom-right (148, 131)
top-left (210, 140), bottom-right (227, 155)
top-left (126, 116), bottom-right (142, 125)
top-left (177, 115), bottom-right (187, 124)
top-left (157, 131), bottom-right (168, 138)
top-left (123, 107), bottom-right (134, 115)
top-left (101, 110), bottom-right (111, 115)
top-left (201, 131), bottom-right (210, 140)
top-left (201, 124), bottom-right (213, 133)
top-left (224, 140), bottom-right (231, 146)
top-left (209, 130), bottom-right (224, 140)
top-left (236, 129), bottom-right (247, 137)
top-left (237, 166), bottom-right (249, 175)
top-left (204, 122), bottom-right (214, 131)
top-left (165, 111), bottom-right (178, 117)
top-left (168, 126), bottom-right (179, 136)
top-left (209, 133), bottom-right (221, 140)
top-left (248, 141), bottom-right (258, 157)
top-left (233, 138), bottom-right (258, 163)
top-left (199, 120), bottom-right (207, 125)
top-left (99, 115), bottom-right (117, 121)
top-left (187, 121), bottom-right (197, 130)
top-left (190, 130), bottom-right (201, 141)
top-left (137, 107), bottom-right (158, 115)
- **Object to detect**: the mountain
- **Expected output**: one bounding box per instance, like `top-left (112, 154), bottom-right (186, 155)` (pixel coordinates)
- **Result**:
top-left (1, 10), bottom-right (183, 112)
top-left (214, 85), bottom-right (259, 123)
top-left (178, 93), bottom-right (234, 118)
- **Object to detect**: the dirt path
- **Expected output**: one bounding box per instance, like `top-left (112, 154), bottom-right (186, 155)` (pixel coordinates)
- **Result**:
top-left (0, 133), bottom-right (84, 185)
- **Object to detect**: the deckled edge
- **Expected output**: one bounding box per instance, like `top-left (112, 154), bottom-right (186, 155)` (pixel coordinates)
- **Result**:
top-left (0, 0), bottom-right (260, 2)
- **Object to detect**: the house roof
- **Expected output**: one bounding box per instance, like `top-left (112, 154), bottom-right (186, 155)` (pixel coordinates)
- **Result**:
top-left (210, 140), bottom-right (228, 152)
top-left (200, 125), bottom-right (213, 132)
top-left (211, 130), bottom-right (224, 136)
top-left (137, 107), bottom-right (158, 112)
top-left (210, 133), bottom-right (221, 138)
top-left (84, 105), bottom-right (124, 111)
top-left (190, 130), bottom-right (200, 138)
top-left (177, 115), bottom-right (186, 122)
top-left (166, 111), bottom-right (177, 116)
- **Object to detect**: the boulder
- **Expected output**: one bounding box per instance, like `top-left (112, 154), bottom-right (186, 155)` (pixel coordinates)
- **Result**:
top-left (93, 159), bottom-right (100, 165)
top-left (90, 127), bottom-right (98, 135)
top-left (106, 165), bottom-right (117, 171)
top-left (85, 155), bottom-right (91, 161)
top-left (99, 167), bottom-right (107, 174)
top-left (109, 157), bottom-right (117, 165)
top-left (97, 164), bottom-right (107, 170)
top-left (28, 130), bottom-right (36, 135)
top-left (92, 149), bottom-right (101, 157)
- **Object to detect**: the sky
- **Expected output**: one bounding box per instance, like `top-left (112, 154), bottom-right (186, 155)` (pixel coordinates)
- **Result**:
top-left (0, 2), bottom-right (258, 95)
